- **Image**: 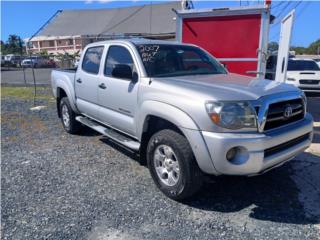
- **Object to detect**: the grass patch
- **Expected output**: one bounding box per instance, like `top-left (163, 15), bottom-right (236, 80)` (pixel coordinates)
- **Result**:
top-left (1, 87), bottom-right (53, 100)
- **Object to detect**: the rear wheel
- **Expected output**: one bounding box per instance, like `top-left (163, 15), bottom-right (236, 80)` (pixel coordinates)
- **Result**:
top-left (147, 129), bottom-right (203, 200)
top-left (60, 97), bottom-right (81, 134)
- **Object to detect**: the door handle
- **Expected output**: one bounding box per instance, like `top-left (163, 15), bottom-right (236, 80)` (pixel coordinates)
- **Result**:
top-left (281, 57), bottom-right (285, 73)
top-left (76, 78), bottom-right (82, 83)
top-left (98, 83), bottom-right (107, 89)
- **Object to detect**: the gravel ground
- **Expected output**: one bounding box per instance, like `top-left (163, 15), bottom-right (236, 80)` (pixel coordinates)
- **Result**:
top-left (1, 91), bottom-right (320, 240)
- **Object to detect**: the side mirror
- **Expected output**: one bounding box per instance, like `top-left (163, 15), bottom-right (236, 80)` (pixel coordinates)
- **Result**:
top-left (112, 64), bottom-right (133, 80)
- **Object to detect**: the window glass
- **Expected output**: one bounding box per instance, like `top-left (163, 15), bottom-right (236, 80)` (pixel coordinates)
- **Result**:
top-left (82, 46), bottom-right (104, 74)
top-left (287, 60), bottom-right (320, 71)
top-left (135, 44), bottom-right (227, 77)
top-left (105, 46), bottom-right (134, 76)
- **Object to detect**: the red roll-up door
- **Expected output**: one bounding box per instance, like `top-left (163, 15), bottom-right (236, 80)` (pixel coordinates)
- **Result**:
top-left (182, 14), bottom-right (262, 76)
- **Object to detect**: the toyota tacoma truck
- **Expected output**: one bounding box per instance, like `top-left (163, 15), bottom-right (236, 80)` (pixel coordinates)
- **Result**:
top-left (51, 39), bottom-right (313, 200)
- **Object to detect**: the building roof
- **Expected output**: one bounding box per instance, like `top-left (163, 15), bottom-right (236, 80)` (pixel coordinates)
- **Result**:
top-left (36, 2), bottom-right (180, 39)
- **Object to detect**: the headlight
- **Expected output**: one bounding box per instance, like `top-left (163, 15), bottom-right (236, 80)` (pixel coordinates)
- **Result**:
top-left (301, 93), bottom-right (307, 115)
top-left (205, 101), bottom-right (257, 130)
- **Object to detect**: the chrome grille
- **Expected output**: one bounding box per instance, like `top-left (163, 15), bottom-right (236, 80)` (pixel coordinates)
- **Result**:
top-left (264, 98), bottom-right (305, 131)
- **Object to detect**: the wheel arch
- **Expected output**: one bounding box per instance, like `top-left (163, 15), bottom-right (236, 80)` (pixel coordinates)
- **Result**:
top-left (55, 82), bottom-right (79, 117)
top-left (137, 101), bottom-right (218, 175)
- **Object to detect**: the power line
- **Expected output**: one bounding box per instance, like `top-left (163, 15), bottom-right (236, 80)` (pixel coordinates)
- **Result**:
top-left (271, 1), bottom-right (285, 10)
top-left (271, 1), bottom-right (302, 28)
top-left (295, 1), bottom-right (310, 20)
top-left (271, 1), bottom-right (293, 24)
top-left (269, 1), bottom-right (306, 42)
top-left (97, 5), bottom-right (146, 37)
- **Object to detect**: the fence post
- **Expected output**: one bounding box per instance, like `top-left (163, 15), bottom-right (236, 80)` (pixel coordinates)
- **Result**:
top-left (23, 67), bottom-right (26, 86)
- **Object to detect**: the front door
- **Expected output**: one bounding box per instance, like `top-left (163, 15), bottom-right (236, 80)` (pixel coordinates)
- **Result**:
top-left (75, 46), bottom-right (104, 118)
top-left (98, 45), bottom-right (139, 136)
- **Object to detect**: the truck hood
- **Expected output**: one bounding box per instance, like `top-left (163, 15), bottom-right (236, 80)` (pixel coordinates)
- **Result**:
top-left (152, 73), bottom-right (301, 101)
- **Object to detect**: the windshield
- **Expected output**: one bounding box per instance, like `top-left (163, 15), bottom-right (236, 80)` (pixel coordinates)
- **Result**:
top-left (135, 44), bottom-right (227, 77)
top-left (288, 60), bottom-right (320, 71)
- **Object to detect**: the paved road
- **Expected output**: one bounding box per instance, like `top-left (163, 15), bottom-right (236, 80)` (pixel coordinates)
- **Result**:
top-left (1, 90), bottom-right (320, 239)
top-left (1, 68), bottom-right (53, 86)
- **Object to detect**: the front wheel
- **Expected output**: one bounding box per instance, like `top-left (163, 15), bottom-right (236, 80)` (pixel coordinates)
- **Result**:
top-left (59, 97), bottom-right (81, 134)
top-left (147, 129), bottom-right (203, 200)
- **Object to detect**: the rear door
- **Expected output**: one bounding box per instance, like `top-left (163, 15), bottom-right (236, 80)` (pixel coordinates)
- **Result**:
top-left (97, 45), bottom-right (139, 136)
top-left (75, 46), bottom-right (104, 118)
top-left (275, 10), bottom-right (295, 82)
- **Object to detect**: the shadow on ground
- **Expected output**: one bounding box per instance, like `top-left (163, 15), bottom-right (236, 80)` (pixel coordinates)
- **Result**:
top-left (98, 130), bottom-right (320, 226)
top-left (183, 152), bottom-right (320, 225)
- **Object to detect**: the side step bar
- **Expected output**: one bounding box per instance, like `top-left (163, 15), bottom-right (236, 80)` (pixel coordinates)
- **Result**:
top-left (76, 116), bottom-right (140, 151)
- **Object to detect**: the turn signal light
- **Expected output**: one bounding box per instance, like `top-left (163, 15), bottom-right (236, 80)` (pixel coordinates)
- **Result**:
top-left (209, 113), bottom-right (220, 124)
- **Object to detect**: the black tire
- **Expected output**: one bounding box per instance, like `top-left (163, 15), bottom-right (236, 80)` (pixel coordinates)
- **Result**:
top-left (59, 97), bottom-right (81, 134)
top-left (147, 129), bottom-right (203, 200)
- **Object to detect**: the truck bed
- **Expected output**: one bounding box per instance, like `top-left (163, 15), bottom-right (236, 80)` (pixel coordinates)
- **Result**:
top-left (51, 68), bottom-right (76, 99)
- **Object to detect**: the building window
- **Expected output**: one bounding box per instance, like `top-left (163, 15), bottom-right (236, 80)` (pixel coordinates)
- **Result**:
top-left (68, 39), bottom-right (73, 45)
top-left (49, 41), bottom-right (54, 47)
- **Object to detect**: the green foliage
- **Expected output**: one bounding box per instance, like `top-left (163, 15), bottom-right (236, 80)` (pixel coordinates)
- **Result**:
top-left (39, 50), bottom-right (49, 58)
top-left (290, 46), bottom-right (306, 55)
top-left (54, 50), bottom-right (80, 68)
top-left (308, 39), bottom-right (320, 54)
top-left (268, 41), bottom-right (279, 52)
top-left (55, 50), bottom-right (80, 61)
top-left (1, 87), bottom-right (53, 100)
top-left (291, 39), bottom-right (320, 55)
top-left (269, 39), bottom-right (320, 55)
top-left (1, 34), bottom-right (25, 55)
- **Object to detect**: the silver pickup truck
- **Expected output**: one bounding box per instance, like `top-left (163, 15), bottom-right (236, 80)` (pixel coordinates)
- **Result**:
top-left (51, 39), bottom-right (313, 200)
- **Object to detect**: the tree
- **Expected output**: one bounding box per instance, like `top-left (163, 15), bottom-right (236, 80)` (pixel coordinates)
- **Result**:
top-left (307, 39), bottom-right (320, 55)
top-left (39, 50), bottom-right (49, 58)
top-left (6, 35), bottom-right (25, 55)
top-left (268, 41), bottom-right (279, 52)
top-left (55, 50), bottom-right (80, 68)
top-left (0, 41), bottom-right (7, 54)
top-left (290, 46), bottom-right (306, 55)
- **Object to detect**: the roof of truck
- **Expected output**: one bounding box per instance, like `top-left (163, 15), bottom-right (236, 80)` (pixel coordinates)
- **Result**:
top-left (84, 38), bottom-right (193, 48)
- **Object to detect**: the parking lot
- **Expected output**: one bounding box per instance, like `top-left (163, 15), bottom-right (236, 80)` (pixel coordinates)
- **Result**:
top-left (1, 87), bottom-right (319, 239)
top-left (1, 68), bottom-right (52, 86)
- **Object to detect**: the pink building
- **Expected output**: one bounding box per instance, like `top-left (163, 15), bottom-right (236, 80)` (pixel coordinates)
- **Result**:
top-left (25, 2), bottom-right (179, 56)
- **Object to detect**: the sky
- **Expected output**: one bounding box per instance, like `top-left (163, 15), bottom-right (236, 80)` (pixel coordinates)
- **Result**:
top-left (1, 0), bottom-right (320, 47)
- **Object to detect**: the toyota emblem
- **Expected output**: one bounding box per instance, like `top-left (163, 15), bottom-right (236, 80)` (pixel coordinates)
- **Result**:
top-left (284, 105), bottom-right (293, 118)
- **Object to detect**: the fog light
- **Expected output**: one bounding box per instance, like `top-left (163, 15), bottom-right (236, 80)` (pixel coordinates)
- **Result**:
top-left (226, 146), bottom-right (249, 165)
top-left (226, 147), bottom-right (238, 161)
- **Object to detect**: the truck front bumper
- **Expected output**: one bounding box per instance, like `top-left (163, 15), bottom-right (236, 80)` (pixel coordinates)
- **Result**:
top-left (202, 113), bottom-right (313, 176)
